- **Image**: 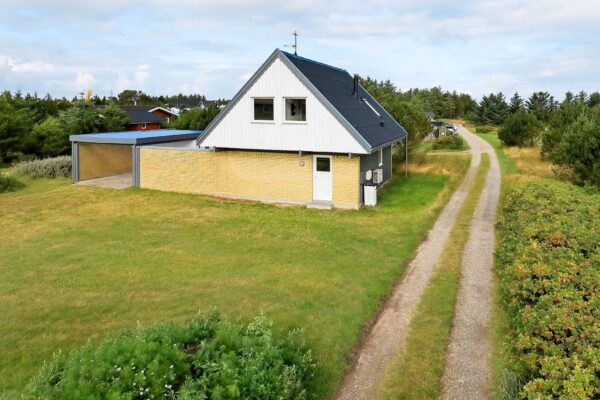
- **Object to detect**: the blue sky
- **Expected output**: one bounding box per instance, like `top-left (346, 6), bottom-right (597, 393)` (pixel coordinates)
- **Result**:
top-left (1, 0), bottom-right (598, 101)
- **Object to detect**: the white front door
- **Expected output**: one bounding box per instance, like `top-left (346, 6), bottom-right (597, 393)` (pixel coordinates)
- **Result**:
top-left (313, 155), bottom-right (333, 202)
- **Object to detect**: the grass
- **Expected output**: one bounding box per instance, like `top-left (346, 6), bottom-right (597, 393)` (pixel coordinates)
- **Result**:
top-left (376, 154), bottom-right (490, 400)
top-left (0, 155), bottom-right (470, 397)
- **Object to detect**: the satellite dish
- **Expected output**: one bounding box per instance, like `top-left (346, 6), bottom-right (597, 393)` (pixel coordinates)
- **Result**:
top-left (366, 170), bottom-right (373, 180)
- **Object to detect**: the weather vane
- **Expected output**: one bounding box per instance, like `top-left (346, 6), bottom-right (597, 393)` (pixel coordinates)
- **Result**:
top-left (284, 31), bottom-right (299, 55)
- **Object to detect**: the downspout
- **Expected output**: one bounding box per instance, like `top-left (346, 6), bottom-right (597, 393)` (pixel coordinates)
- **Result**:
top-left (405, 136), bottom-right (408, 178)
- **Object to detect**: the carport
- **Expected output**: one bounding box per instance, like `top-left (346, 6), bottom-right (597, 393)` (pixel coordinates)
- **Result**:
top-left (70, 130), bottom-right (201, 188)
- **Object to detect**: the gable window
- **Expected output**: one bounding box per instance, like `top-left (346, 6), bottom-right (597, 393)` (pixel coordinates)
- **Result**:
top-left (285, 98), bottom-right (306, 122)
top-left (254, 98), bottom-right (274, 121)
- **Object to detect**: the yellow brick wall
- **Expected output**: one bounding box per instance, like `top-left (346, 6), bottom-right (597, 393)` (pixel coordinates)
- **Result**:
top-left (140, 148), bottom-right (361, 208)
top-left (332, 155), bottom-right (360, 207)
top-left (78, 143), bottom-right (132, 180)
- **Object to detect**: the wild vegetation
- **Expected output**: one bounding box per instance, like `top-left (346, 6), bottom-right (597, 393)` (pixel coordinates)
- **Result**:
top-left (15, 156), bottom-right (72, 178)
top-left (0, 154), bottom-right (469, 397)
top-left (496, 180), bottom-right (600, 399)
top-left (469, 89), bottom-right (600, 188)
top-left (431, 135), bottom-right (465, 151)
top-left (26, 313), bottom-right (315, 400)
top-left (468, 114), bottom-right (599, 399)
top-left (0, 174), bottom-right (23, 193)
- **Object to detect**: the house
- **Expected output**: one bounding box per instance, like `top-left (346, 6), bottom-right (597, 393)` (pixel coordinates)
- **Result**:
top-left (121, 105), bottom-right (178, 131)
top-left (70, 49), bottom-right (408, 209)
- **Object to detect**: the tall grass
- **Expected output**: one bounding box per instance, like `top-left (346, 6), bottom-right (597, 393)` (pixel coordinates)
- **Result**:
top-left (15, 156), bottom-right (72, 178)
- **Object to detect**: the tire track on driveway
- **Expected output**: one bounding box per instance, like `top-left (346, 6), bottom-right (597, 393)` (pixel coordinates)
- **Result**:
top-left (334, 130), bottom-right (488, 400)
top-left (441, 125), bottom-right (501, 400)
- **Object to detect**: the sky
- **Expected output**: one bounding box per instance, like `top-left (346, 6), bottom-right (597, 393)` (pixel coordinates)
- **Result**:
top-left (0, 0), bottom-right (599, 101)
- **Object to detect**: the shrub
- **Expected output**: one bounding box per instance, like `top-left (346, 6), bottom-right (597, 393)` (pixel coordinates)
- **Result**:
top-left (432, 135), bottom-right (465, 150)
top-left (26, 313), bottom-right (315, 400)
top-left (0, 174), bottom-right (23, 193)
top-left (496, 180), bottom-right (600, 399)
top-left (15, 156), bottom-right (71, 178)
top-left (543, 109), bottom-right (600, 186)
top-left (475, 125), bottom-right (494, 134)
top-left (498, 109), bottom-right (544, 146)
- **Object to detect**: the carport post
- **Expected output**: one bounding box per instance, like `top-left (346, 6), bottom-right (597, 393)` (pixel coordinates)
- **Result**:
top-left (132, 145), bottom-right (139, 187)
top-left (71, 142), bottom-right (79, 182)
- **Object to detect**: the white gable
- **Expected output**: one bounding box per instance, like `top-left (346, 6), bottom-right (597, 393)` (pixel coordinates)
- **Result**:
top-left (199, 57), bottom-right (368, 154)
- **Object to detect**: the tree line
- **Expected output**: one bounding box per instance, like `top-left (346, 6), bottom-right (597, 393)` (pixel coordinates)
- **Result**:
top-left (0, 90), bottom-right (219, 164)
top-left (471, 90), bottom-right (600, 186)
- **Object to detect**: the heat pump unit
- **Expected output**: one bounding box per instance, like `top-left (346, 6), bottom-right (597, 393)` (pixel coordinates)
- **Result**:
top-left (373, 169), bottom-right (384, 184)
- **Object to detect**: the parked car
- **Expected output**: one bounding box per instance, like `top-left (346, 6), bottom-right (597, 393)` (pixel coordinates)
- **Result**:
top-left (444, 124), bottom-right (458, 135)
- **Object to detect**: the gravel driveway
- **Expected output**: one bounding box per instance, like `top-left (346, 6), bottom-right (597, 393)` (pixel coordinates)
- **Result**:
top-left (441, 125), bottom-right (501, 399)
top-left (334, 127), bottom-right (491, 400)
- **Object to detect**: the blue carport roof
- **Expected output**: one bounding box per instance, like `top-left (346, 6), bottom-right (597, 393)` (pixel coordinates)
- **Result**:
top-left (70, 129), bottom-right (203, 145)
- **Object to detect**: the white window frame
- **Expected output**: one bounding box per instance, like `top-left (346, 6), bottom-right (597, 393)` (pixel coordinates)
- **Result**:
top-left (282, 97), bottom-right (307, 124)
top-left (252, 97), bottom-right (275, 124)
top-left (141, 123), bottom-right (147, 130)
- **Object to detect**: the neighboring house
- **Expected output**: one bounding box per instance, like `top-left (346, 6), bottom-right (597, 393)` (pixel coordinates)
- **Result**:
top-left (121, 105), bottom-right (178, 131)
top-left (70, 49), bottom-right (408, 209)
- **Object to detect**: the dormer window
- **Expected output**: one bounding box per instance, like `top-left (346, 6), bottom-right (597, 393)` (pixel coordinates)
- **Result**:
top-left (254, 98), bottom-right (274, 121)
top-left (285, 98), bottom-right (306, 122)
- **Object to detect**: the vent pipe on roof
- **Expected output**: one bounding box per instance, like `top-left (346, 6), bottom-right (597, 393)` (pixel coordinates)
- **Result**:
top-left (353, 74), bottom-right (359, 98)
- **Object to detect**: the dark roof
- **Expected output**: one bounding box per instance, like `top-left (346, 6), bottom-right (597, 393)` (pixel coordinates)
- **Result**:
top-left (121, 105), bottom-right (165, 124)
top-left (281, 51), bottom-right (407, 149)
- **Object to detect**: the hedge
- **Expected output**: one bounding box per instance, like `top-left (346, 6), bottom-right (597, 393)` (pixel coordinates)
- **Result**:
top-left (26, 313), bottom-right (315, 400)
top-left (496, 179), bottom-right (600, 399)
top-left (432, 135), bottom-right (465, 150)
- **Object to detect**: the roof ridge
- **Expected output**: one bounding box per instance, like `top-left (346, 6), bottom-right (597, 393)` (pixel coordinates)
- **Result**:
top-left (280, 50), bottom-right (348, 74)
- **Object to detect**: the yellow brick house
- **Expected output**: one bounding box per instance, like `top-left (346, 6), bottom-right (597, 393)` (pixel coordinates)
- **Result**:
top-left (71, 49), bottom-right (408, 209)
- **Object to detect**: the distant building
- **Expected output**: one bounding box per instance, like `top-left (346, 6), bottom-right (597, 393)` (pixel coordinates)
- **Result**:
top-left (121, 106), bottom-right (178, 131)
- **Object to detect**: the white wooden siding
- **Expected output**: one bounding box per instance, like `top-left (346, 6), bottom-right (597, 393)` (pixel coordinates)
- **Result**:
top-left (200, 58), bottom-right (367, 154)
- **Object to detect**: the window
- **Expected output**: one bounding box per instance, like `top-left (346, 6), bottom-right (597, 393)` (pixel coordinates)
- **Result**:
top-left (379, 148), bottom-right (383, 166)
top-left (316, 157), bottom-right (331, 172)
top-left (141, 123), bottom-right (147, 130)
top-left (254, 98), bottom-right (274, 121)
top-left (285, 98), bottom-right (306, 121)
top-left (362, 98), bottom-right (381, 118)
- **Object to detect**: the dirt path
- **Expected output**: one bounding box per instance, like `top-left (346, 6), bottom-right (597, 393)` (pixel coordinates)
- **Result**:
top-left (334, 131), bottom-right (488, 400)
top-left (441, 125), bottom-right (501, 399)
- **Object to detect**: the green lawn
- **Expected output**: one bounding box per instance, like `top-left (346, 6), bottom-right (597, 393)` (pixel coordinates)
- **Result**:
top-left (0, 155), bottom-right (469, 397)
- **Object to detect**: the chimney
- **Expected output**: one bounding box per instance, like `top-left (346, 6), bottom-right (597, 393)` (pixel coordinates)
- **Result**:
top-left (353, 74), bottom-right (359, 98)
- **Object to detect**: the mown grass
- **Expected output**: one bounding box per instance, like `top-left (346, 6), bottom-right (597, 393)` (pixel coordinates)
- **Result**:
top-left (376, 154), bottom-right (490, 400)
top-left (0, 155), bottom-right (470, 397)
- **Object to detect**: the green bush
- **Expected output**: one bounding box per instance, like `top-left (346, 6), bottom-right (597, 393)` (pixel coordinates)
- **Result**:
top-left (26, 313), bottom-right (315, 400)
top-left (543, 108), bottom-right (600, 186)
top-left (498, 109), bottom-right (544, 146)
top-left (15, 156), bottom-right (71, 178)
top-left (496, 179), bottom-right (600, 399)
top-left (0, 174), bottom-right (23, 193)
top-left (475, 125), bottom-right (494, 134)
top-left (432, 135), bottom-right (465, 150)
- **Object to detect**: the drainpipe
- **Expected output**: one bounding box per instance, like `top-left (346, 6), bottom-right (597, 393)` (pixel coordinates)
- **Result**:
top-left (405, 136), bottom-right (408, 177)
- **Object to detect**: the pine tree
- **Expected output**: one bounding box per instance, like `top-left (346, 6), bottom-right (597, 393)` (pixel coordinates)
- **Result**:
top-left (509, 92), bottom-right (524, 113)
